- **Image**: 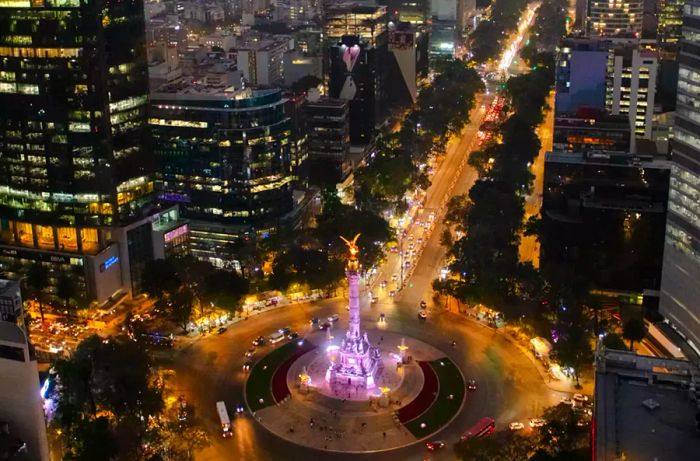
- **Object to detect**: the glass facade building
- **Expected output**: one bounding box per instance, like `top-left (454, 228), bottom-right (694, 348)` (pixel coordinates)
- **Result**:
top-left (586, 0), bottom-right (643, 37)
top-left (150, 87), bottom-right (293, 261)
top-left (659, 0), bottom-right (700, 353)
top-left (0, 0), bottom-right (160, 301)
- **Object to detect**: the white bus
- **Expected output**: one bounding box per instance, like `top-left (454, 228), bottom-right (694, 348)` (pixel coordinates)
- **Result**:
top-left (216, 401), bottom-right (232, 438)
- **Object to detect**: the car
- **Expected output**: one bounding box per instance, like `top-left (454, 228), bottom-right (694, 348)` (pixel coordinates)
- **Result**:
top-left (467, 379), bottom-right (477, 391)
top-left (509, 422), bottom-right (525, 431)
top-left (392, 273), bottom-right (399, 281)
top-left (425, 441), bottom-right (446, 451)
top-left (560, 397), bottom-right (575, 406)
top-left (380, 280), bottom-right (388, 288)
top-left (573, 393), bottom-right (589, 403)
top-left (252, 336), bottom-right (265, 346)
top-left (418, 310), bottom-right (427, 320)
top-left (404, 261), bottom-right (411, 268)
top-left (389, 290), bottom-right (396, 297)
top-left (328, 314), bottom-right (339, 323)
top-left (217, 326), bottom-right (227, 334)
top-left (310, 317), bottom-right (320, 325)
top-left (245, 347), bottom-right (256, 357)
top-left (235, 403), bottom-right (245, 414)
top-left (319, 321), bottom-right (331, 330)
top-left (269, 330), bottom-right (285, 343)
top-left (529, 418), bottom-right (546, 428)
top-left (379, 313), bottom-right (386, 323)
top-left (243, 359), bottom-right (253, 372)
top-left (420, 300), bottom-right (427, 309)
top-left (286, 332), bottom-right (299, 340)
top-left (371, 296), bottom-right (379, 304)
top-left (345, 304), bottom-right (350, 310)
top-left (281, 327), bottom-right (291, 335)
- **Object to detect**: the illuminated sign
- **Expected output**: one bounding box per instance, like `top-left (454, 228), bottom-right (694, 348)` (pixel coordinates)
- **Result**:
top-left (164, 224), bottom-right (188, 243)
top-left (100, 256), bottom-right (119, 272)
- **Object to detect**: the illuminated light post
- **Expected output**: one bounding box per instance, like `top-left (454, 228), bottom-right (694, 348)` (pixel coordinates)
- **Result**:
top-left (397, 337), bottom-right (408, 363)
top-left (299, 366), bottom-right (311, 394)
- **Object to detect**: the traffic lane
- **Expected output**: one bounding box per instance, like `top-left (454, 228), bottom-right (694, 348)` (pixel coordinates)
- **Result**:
top-left (178, 293), bottom-right (551, 461)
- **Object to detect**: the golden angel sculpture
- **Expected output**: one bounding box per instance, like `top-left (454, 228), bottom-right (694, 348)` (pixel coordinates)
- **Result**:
top-left (340, 234), bottom-right (361, 266)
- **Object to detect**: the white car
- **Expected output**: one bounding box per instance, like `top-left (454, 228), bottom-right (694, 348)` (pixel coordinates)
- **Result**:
top-left (573, 393), bottom-right (589, 403)
top-left (328, 314), bottom-right (339, 323)
top-left (529, 418), bottom-right (546, 428)
top-left (509, 422), bottom-right (525, 431)
top-left (560, 397), bottom-right (575, 406)
top-left (418, 310), bottom-right (427, 320)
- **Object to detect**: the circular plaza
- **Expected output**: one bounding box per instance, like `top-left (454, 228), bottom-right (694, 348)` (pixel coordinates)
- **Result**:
top-left (244, 328), bottom-right (466, 453)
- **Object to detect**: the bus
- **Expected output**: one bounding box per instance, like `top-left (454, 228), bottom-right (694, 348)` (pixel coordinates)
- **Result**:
top-left (216, 401), bottom-right (232, 438)
top-left (460, 417), bottom-right (496, 441)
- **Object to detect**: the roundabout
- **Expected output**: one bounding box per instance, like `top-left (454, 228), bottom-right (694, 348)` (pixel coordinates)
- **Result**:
top-left (244, 238), bottom-right (467, 453)
top-left (245, 329), bottom-right (465, 453)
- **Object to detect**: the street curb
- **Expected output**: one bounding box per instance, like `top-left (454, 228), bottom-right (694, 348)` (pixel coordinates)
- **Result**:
top-left (244, 333), bottom-right (468, 455)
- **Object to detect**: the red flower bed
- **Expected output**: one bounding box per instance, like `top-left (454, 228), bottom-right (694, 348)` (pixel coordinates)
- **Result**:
top-left (271, 342), bottom-right (316, 403)
top-left (397, 361), bottom-right (439, 423)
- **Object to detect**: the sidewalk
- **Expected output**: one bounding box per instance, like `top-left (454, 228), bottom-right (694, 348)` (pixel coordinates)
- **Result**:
top-left (445, 307), bottom-right (594, 396)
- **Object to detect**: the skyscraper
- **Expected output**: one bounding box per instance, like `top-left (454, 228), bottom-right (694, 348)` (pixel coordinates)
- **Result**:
top-left (0, 0), bottom-right (184, 301)
top-left (659, 0), bottom-right (700, 353)
top-left (586, 0), bottom-right (644, 37)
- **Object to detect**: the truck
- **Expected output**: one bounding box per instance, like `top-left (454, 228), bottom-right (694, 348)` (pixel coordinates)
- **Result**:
top-left (216, 401), bottom-right (232, 438)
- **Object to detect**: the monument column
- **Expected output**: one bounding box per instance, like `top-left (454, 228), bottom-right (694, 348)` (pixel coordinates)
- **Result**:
top-left (347, 268), bottom-right (361, 339)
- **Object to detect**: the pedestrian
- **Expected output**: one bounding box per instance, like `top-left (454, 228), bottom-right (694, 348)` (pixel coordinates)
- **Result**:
top-left (383, 431), bottom-right (386, 439)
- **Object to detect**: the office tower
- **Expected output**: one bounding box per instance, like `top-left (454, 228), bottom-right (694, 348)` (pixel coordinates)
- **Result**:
top-left (236, 36), bottom-right (292, 86)
top-left (388, 22), bottom-right (419, 105)
top-left (554, 110), bottom-right (631, 153)
top-left (306, 93), bottom-right (351, 185)
top-left (385, 0), bottom-right (431, 24)
top-left (150, 87), bottom-right (293, 266)
top-left (586, 0), bottom-right (644, 37)
top-left (555, 37), bottom-right (610, 115)
top-left (0, 0), bottom-right (185, 301)
top-left (541, 150), bottom-right (670, 293)
top-left (0, 283), bottom-right (49, 461)
top-left (325, 3), bottom-right (388, 145)
top-left (658, 0), bottom-right (684, 56)
top-left (284, 92), bottom-right (310, 184)
top-left (605, 43), bottom-right (658, 140)
top-left (659, 0), bottom-right (700, 353)
top-left (0, 279), bottom-right (21, 324)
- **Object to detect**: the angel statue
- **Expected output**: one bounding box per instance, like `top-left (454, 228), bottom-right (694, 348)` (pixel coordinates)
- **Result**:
top-left (340, 233), bottom-right (361, 261)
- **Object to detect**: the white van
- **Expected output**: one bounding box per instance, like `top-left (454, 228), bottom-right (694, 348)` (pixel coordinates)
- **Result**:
top-left (269, 330), bottom-right (285, 343)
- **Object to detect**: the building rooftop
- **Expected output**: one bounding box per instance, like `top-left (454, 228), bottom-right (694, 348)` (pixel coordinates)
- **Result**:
top-left (545, 150), bottom-right (672, 169)
top-left (0, 321), bottom-right (26, 346)
top-left (594, 348), bottom-right (700, 461)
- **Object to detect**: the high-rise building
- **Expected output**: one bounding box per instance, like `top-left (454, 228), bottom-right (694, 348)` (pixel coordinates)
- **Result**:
top-left (0, 0), bottom-right (184, 302)
top-left (605, 43), bottom-right (658, 140)
top-left (658, 0), bottom-right (684, 57)
top-left (325, 3), bottom-right (388, 145)
top-left (586, 0), bottom-right (643, 37)
top-left (659, 0), bottom-right (700, 354)
top-left (305, 94), bottom-right (350, 185)
top-left (555, 37), bottom-right (610, 115)
top-left (385, 0), bottom-right (430, 24)
top-left (150, 86), bottom-right (293, 266)
top-left (236, 36), bottom-right (292, 86)
top-left (541, 150), bottom-right (670, 293)
top-left (0, 283), bottom-right (49, 461)
top-left (554, 110), bottom-right (631, 153)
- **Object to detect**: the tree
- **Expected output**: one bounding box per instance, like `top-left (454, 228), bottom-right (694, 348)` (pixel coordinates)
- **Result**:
top-left (141, 259), bottom-right (181, 299)
top-left (538, 404), bottom-right (589, 455)
top-left (290, 75), bottom-right (322, 93)
top-left (455, 430), bottom-right (532, 461)
top-left (552, 321), bottom-right (592, 386)
top-left (72, 417), bottom-right (119, 461)
top-left (169, 287), bottom-right (194, 333)
top-left (56, 273), bottom-right (78, 309)
top-left (201, 269), bottom-right (249, 313)
top-left (52, 335), bottom-right (164, 460)
top-left (602, 332), bottom-right (627, 351)
top-left (162, 423), bottom-right (210, 461)
top-left (25, 262), bottom-right (49, 322)
top-left (622, 318), bottom-right (646, 351)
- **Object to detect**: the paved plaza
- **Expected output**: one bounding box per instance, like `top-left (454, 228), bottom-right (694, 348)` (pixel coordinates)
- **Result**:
top-left (250, 330), bottom-right (458, 453)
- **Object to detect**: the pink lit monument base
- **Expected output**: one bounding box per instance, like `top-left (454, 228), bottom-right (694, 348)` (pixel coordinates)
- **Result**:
top-left (326, 235), bottom-right (382, 390)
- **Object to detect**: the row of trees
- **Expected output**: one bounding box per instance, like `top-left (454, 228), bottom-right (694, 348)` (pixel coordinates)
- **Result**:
top-left (354, 58), bottom-right (484, 214)
top-left (435, 56), bottom-right (555, 310)
top-left (51, 335), bottom-right (208, 460)
top-left (455, 404), bottom-right (590, 461)
top-left (22, 262), bottom-right (86, 323)
top-left (469, 0), bottom-right (529, 63)
top-left (141, 256), bottom-right (250, 332)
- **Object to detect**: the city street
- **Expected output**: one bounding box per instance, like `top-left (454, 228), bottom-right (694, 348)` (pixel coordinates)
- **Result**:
top-left (519, 91), bottom-right (555, 268)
